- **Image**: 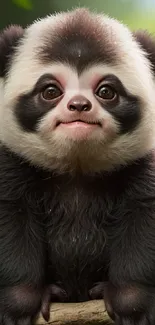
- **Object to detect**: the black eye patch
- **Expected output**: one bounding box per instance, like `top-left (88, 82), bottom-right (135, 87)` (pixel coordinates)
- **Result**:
top-left (96, 75), bottom-right (141, 134)
top-left (105, 97), bottom-right (141, 134)
top-left (14, 74), bottom-right (61, 132)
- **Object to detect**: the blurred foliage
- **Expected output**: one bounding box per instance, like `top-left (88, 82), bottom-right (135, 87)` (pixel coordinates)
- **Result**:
top-left (12, 0), bottom-right (33, 10)
top-left (1, 0), bottom-right (155, 32)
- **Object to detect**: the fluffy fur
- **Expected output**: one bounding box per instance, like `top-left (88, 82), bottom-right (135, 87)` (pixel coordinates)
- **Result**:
top-left (0, 9), bottom-right (155, 173)
top-left (0, 7), bottom-right (155, 325)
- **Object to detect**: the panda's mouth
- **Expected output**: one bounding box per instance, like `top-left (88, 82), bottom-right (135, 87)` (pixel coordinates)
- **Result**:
top-left (56, 119), bottom-right (102, 127)
top-left (55, 119), bottom-right (102, 141)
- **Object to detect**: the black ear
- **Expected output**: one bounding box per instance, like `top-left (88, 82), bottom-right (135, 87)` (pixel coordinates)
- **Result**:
top-left (0, 25), bottom-right (24, 77)
top-left (133, 30), bottom-right (155, 74)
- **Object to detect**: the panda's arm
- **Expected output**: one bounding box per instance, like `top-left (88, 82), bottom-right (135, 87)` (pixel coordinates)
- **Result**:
top-left (0, 146), bottom-right (45, 324)
top-left (105, 156), bottom-right (155, 324)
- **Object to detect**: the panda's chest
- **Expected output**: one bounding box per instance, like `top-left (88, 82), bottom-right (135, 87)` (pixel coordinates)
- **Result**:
top-left (45, 183), bottom-right (109, 276)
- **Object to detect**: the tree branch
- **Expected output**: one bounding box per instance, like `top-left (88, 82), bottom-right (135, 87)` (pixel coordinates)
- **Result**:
top-left (36, 300), bottom-right (113, 325)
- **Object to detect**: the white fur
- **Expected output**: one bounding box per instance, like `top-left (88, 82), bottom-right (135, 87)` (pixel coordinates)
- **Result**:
top-left (0, 8), bottom-right (155, 173)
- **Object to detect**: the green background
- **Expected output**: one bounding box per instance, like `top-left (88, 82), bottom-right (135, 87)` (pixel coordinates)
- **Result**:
top-left (1, 0), bottom-right (155, 33)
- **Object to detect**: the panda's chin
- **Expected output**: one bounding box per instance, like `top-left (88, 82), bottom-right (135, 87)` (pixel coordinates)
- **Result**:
top-left (56, 121), bottom-right (101, 141)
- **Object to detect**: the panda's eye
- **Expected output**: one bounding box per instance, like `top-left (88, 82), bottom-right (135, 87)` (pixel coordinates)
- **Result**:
top-left (96, 85), bottom-right (117, 100)
top-left (41, 85), bottom-right (63, 101)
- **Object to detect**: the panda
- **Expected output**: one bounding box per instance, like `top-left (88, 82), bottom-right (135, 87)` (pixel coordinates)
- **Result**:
top-left (0, 7), bottom-right (155, 325)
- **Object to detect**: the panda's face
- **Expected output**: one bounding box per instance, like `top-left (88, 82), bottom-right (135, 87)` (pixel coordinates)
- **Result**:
top-left (0, 8), bottom-right (155, 173)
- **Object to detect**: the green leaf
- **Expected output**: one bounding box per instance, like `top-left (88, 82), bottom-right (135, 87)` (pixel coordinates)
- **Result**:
top-left (12, 0), bottom-right (33, 10)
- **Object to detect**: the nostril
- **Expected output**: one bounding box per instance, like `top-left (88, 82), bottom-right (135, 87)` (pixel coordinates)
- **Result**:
top-left (83, 104), bottom-right (90, 111)
top-left (69, 105), bottom-right (77, 111)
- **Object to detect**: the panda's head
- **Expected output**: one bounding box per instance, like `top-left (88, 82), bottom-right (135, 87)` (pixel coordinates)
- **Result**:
top-left (0, 8), bottom-right (155, 174)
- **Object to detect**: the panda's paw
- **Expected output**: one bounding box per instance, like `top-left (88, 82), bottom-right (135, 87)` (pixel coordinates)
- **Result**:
top-left (0, 285), bottom-right (42, 325)
top-left (104, 282), bottom-right (155, 325)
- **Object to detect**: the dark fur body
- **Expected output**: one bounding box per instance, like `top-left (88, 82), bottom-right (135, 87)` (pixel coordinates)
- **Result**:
top-left (1, 145), bottom-right (155, 304)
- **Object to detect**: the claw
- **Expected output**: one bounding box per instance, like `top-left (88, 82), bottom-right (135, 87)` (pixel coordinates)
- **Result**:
top-left (89, 282), bottom-right (105, 300)
top-left (41, 295), bottom-right (50, 323)
top-left (41, 284), bottom-right (68, 322)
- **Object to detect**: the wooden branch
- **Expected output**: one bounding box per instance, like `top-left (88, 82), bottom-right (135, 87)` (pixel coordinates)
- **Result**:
top-left (36, 300), bottom-right (113, 325)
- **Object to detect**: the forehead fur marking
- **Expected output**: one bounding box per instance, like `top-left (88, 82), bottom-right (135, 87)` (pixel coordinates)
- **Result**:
top-left (38, 9), bottom-right (120, 73)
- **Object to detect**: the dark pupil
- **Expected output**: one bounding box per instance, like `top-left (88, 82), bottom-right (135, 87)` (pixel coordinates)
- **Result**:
top-left (44, 86), bottom-right (61, 99)
top-left (98, 86), bottom-right (114, 99)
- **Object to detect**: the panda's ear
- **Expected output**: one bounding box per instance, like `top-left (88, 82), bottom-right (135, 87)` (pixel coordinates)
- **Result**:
top-left (133, 30), bottom-right (155, 74)
top-left (0, 25), bottom-right (24, 77)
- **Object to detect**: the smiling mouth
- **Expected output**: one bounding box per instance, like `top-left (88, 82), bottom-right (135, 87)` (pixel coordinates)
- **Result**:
top-left (56, 120), bottom-right (102, 127)
top-left (54, 119), bottom-right (102, 140)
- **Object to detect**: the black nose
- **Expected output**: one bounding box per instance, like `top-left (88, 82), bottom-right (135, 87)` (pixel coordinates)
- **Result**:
top-left (67, 95), bottom-right (92, 112)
